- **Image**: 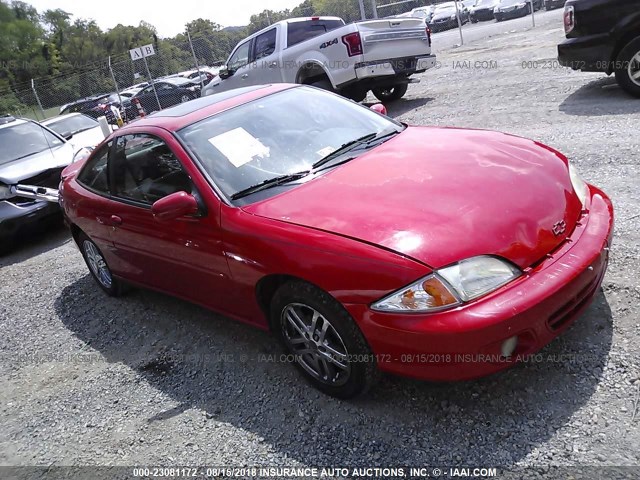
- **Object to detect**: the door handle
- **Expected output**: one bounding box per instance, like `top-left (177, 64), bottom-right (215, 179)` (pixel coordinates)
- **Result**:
top-left (241, 73), bottom-right (249, 79)
top-left (110, 215), bottom-right (122, 226)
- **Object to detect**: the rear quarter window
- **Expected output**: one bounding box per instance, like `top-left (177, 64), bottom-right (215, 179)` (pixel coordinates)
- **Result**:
top-left (286, 20), bottom-right (344, 47)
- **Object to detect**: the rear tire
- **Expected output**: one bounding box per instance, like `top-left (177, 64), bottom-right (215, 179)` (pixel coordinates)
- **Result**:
top-left (271, 281), bottom-right (378, 399)
top-left (372, 83), bottom-right (408, 102)
top-left (78, 233), bottom-right (125, 297)
top-left (614, 37), bottom-right (640, 98)
top-left (341, 85), bottom-right (368, 102)
top-left (310, 78), bottom-right (334, 92)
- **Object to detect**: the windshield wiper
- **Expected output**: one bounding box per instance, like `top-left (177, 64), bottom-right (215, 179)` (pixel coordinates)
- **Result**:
top-left (311, 127), bottom-right (401, 170)
top-left (231, 170), bottom-right (310, 200)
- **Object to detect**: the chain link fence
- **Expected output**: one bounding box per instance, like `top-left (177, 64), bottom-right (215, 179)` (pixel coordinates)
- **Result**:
top-left (0, 0), bottom-right (560, 122)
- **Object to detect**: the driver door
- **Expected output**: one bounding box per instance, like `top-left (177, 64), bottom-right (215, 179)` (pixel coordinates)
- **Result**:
top-left (219, 39), bottom-right (254, 91)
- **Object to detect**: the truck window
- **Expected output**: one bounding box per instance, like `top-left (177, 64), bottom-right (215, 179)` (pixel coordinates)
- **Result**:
top-left (286, 20), bottom-right (344, 48)
top-left (228, 41), bottom-right (251, 71)
top-left (253, 28), bottom-right (277, 60)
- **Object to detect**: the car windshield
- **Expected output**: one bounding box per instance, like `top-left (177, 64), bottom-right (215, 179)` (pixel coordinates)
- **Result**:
top-left (0, 121), bottom-right (64, 165)
top-left (178, 86), bottom-right (401, 200)
top-left (45, 115), bottom-right (98, 136)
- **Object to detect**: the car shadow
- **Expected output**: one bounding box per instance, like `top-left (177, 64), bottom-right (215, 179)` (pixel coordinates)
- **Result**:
top-left (54, 276), bottom-right (613, 466)
top-left (364, 97), bottom-right (434, 119)
top-left (0, 220), bottom-right (72, 267)
top-left (559, 77), bottom-right (640, 116)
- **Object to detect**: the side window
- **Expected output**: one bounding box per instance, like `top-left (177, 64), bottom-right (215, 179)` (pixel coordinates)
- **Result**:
top-left (77, 142), bottom-right (111, 194)
top-left (157, 83), bottom-right (174, 91)
top-left (228, 41), bottom-right (251, 71)
top-left (253, 29), bottom-right (276, 60)
top-left (111, 134), bottom-right (192, 205)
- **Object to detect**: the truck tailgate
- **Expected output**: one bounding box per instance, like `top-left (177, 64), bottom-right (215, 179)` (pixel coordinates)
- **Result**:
top-left (358, 18), bottom-right (431, 61)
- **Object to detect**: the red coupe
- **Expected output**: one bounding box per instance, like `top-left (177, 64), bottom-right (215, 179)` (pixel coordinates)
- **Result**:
top-left (60, 84), bottom-right (613, 398)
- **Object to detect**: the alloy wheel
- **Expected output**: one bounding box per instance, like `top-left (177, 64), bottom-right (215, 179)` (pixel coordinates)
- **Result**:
top-left (83, 240), bottom-right (112, 288)
top-left (628, 50), bottom-right (640, 87)
top-left (281, 303), bottom-right (351, 386)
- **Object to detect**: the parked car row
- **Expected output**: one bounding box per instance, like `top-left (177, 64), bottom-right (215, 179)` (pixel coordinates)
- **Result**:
top-left (395, 0), bottom-right (558, 27)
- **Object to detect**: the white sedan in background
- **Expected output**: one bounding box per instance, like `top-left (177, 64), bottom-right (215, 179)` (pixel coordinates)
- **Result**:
top-left (42, 113), bottom-right (107, 151)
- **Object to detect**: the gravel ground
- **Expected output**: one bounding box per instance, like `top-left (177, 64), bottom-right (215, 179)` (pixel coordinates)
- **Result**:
top-left (1, 16), bottom-right (639, 476)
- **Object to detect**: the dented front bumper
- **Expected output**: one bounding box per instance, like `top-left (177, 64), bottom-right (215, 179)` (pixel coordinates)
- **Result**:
top-left (0, 184), bottom-right (61, 242)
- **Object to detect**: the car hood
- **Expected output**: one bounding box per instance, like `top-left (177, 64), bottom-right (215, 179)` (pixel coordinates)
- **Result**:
top-left (243, 126), bottom-right (583, 270)
top-left (0, 142), bottom-right (74, 185)
top-left (432, 10), bottom-right (457, 20)
top-left (67, 128), bottom-right (107, 151)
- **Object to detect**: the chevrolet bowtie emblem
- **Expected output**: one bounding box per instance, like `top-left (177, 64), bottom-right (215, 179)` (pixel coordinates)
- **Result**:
top-left (552, 220), bottom-right (567, 236)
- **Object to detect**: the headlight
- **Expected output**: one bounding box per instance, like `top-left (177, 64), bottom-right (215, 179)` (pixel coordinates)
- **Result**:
top-left (569, 162), bottom-right (589, 207)
top-left (438, 256), bottom-right (521, 301)
top-left (371, 256), bottom-right (521, 313)
top-left (0, 183), bottom-right (13, 200)
top-left (72, 146), bottom-right (94, 163)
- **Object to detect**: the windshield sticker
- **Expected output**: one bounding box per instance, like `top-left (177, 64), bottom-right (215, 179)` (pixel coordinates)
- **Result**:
top-left (316, 146), bottom-right (336, 158)
top-left (208, 128), bottom-right (270, 168)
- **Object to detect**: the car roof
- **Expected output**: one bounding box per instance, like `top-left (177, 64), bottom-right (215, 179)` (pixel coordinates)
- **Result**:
top-left (0, 117), bottom-right (27, 130)
top-left (118, 84), bottom-right (294, 133)
top-left (42, 112), bottom-right (87, 124)
top-left (158, 77), bottom-right (193, 86)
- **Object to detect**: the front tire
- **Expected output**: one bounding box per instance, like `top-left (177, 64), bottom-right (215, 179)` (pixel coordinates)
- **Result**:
top-left (372, 83), bottom-right (408, 102)
top-left (614, 37), bottom-right (640, 98)
top-left (78, 233), bottom-right (125, 296)
top-left (271, 281), bottom-right (377, 399)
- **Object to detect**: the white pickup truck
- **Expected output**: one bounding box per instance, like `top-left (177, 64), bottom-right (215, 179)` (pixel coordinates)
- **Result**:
top-left (201, 16), bottom-right (436, 102)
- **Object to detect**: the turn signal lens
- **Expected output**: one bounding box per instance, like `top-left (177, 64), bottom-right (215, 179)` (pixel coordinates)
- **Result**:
top-left (372, 275), bottom-right (460, 312)
top-left (422, 277), bottom-right (458, 307)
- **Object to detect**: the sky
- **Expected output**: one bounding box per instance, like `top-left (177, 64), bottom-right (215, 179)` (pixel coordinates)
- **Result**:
top-left (25, 0), bottom-right (304, 37)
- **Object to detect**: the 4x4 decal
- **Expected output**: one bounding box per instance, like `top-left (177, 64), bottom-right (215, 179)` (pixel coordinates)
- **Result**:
top-left (320, 38), bottom-right (338, 49)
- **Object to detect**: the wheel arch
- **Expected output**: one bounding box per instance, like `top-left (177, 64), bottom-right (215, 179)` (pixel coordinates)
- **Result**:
top-left (256, 273), bottom-right (317, 330)
top-left (69, 223), bottom-right (84, 247)
top-left (295, 61), bottom-right (334, 87)
top-left (609, 15), bottom-right (640, 74)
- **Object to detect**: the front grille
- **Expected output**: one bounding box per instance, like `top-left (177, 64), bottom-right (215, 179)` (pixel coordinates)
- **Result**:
top-left (22, 167), bottom-right (64, 189)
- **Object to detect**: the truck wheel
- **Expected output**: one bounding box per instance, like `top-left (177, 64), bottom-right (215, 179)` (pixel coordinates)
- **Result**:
top-left (341, 85), bottom-right (368, 102)
top-left (372, 83), bottom-right (408, 102)
top-left (310, 79), bottom-right (334, 92)
top-left (614, 37), bottom-right (640, 98)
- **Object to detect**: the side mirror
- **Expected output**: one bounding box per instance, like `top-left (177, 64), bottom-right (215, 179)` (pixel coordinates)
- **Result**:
top-left (151, 191), bottom-right (199, 221)
top-left (369, 103), bottom-right (388, 116)
top-left (218, 66), bottom-right (232, 79)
